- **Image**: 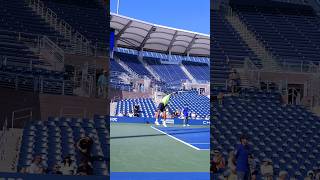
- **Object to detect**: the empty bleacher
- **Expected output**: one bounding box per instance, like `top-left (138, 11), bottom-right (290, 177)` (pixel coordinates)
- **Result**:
top-left (114, 52), bottom-right (152, 78)
top-left (43, 0), bottom-right (108, 48)
top-left (144, 57), bottom-right (189, 84)
top-left (182, 61), bottom-right (209, 82)
top-left (231, 0), bottom-right (320, 67)
top-left (212, 10), bottom-right (262, 68)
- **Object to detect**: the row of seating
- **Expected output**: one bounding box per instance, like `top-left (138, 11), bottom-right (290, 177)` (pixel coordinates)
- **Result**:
top-left (212, 89), bottom-right (320, 178)
top-left (18, 115), bottom-right (109, 176)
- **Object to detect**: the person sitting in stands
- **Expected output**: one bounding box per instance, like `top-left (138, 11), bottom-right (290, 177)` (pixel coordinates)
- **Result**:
top-left (59, 156), bottom-right (76, 175)
top-left (260, 158), bottom-right (273, 180)
top-left (211, 149), bottom-right (225, 174)
top-left (128, 111), bottom-right (134, 117)
top-left (26, 155), bottom-right (45, 174)
top-left (133, 104), bottom-right (140, 117)
top-left (191, 112), bottom-right (196, 119)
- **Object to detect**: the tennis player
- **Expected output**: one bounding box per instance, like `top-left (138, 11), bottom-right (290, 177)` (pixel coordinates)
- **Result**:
top-left (155, 92), bottom-right (177, 127)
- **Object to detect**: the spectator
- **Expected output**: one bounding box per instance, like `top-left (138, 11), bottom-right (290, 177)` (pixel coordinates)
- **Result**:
top-left (229, 69), bottom-right (240, 95)
top-left (304, 170), bottom-right (314, 180)
top-left (133, 104), bottom-right (140, 117)
top-left (59, 156), bottom-right (76, 175)
top-left (217, 92), bottom-right (224, 105)
top-left (174, 109), bottom-right (180, 118)
top-left (191, 112), bottom-right (196, 119)
top-left (211, 149), bottom-right (225, 174)
top-left (77, 160), bottom-right (93, 175)
top-left (223, 150), bottom-right (237, 180)
top-left (205, 115), bottom-right (210, 120)
top-left (248, 154), bottom-right (259, 180)
top-left (260, 159), bottom-right (273, 180)
top-left (76, 136), bottom-right (93, 162)
top-left (26, 155), bottom-right (44, 174)
top-left (97, 70), bottom-right (108, 98)
top-left (278, 171), bottom-right (288, 180)
top-left (235, 134), bottom-right (250, 180)
top-left (128, 111), bottom-right (134, 117)
top-left (49, 163), bottom-right (62, 175)
top-left (118, 112), bottom-right (124, 117)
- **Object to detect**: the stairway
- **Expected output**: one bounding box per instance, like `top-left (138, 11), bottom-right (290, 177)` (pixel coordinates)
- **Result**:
top-left (0, 129), bottom-right (23, 172)
top-left (138, 57), bottom-right (161, 81)
top-left (236, 69), bottom-right (251, 88)
top-left (226, 9), bottom-right (281, 71)
top-left (180, 64), bottom-right (197, 83)
top-left (114, 57), bottom-right (139, 78)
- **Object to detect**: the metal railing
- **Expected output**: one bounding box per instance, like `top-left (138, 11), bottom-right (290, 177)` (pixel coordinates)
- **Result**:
top-left (11, 108), bottom-right (33, 129)
top-left (39, 36), bottom-right (65, 71)
top-left (26, 0), bottom-right (92, 56)
top-left (0, 70), bottom-right (73, 95)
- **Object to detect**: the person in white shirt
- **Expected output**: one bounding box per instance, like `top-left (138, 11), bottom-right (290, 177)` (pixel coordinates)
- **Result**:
top-left (59, 156), bottom-right (76, 175)
top-left (26, 155), bottom-right (44, 174)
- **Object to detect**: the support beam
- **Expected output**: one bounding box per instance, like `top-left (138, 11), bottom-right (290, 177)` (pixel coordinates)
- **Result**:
top-left (116, 20), bottom-right (132, 42)
top-left (167, 30), bottom-right (178, 53)
top-left (139, 26), bottom-right (156, 50)
top-left (184, 34), bottom-right (197, 55)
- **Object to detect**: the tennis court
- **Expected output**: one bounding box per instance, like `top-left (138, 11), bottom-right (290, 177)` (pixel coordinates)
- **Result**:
top-left (110, 122), bottom-right (210, 179)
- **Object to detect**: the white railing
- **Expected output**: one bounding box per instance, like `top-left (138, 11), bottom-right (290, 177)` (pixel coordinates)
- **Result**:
top-left (59, 106), bottom-right (87, 118)
top-left (11, 108), bottom-right (33, 129)
top-left (26, 0), bottom-right (92, 56)
top-left (39, 36), bottom-right (65, 71)
top-left (279, 60), bottom-right (320, 73)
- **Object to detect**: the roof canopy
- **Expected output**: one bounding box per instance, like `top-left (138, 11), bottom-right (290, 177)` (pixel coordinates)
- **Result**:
top-left (110, 13), bottom-right (210, 57)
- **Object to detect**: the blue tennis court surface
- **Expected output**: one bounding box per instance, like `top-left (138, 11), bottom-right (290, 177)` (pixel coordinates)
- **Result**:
top-left (111, 172), bottom-right (210, 180)
top-left (151, 126), bottom-right (210, 150)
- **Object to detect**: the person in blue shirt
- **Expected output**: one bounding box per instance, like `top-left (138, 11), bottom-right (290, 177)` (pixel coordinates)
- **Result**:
top-left (235, 134), bottom-right (250, 180)
top-left (182, 105), bottom-right (190, 127)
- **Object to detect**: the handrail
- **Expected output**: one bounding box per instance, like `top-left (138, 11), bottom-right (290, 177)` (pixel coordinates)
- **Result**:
top-left (26, 0), bottom-right (92, 56)
top-left (11, 108), bottom-right (33, 129)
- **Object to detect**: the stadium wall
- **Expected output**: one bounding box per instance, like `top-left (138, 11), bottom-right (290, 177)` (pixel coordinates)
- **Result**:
top-left (64, 54), bottom-right (108, 70)
top-left (0, 88), bottom-right (41, 128)
top-left (39, 94), bottom-right (109, 120)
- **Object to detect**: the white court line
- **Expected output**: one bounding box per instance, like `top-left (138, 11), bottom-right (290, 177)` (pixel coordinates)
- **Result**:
top-left (151, 126), bottom-right (207, 151)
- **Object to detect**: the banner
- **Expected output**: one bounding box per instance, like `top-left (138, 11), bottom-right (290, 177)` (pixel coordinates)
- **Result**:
top-left (110, 116), bottom-right (210, 125)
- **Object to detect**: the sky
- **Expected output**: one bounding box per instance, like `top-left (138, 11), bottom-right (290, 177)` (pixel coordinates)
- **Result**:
top-left (110, 0), bottom-right (210, 35)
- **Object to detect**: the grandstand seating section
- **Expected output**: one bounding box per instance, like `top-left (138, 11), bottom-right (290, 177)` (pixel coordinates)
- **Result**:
top-left (115, 91), bottom-right (210, 119)
top-left (18, 115), bottom-right (109, 176)
top-left (43, 0), bottom-right (108, 47)
top-left (182, 61), bottom-right (209, 82)
top-left (212, 10), bottom-right (262, 68)
top-left (144, 57), bottom-right (189, 84)
top-left (114, 52), bottom-right (152, 78)
top-left (231, 0), bottom-right (320, 66)
top-left (115, 98), bottom-right (157, 118)
top-left (169, 91), bottom-right (210, 118)
top-left (212, 89), bottom-right (320, 178)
